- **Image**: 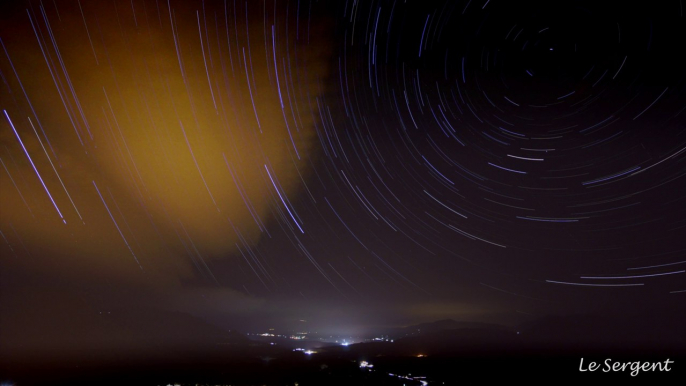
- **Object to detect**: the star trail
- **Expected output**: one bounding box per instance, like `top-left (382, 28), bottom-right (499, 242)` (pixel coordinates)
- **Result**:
top-left (0, 1), bottom-right (685, 378)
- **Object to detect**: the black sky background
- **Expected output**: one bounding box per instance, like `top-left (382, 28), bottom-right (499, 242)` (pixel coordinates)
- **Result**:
top-left (1, 0), bottom-right (685, 358)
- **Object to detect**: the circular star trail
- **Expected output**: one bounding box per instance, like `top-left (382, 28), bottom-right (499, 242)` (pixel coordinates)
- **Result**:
top-left (1, 0), bottom-right (684, 322)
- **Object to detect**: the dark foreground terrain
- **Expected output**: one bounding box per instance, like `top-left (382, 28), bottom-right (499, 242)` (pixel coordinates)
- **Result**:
top-left (2, 346), bottom-right (685, 385)
top-left (2, 311), bottom-right (684, 385)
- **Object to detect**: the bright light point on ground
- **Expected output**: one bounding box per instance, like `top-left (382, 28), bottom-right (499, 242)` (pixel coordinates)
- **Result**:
top-left (359, 360), bottom-right (373, 368)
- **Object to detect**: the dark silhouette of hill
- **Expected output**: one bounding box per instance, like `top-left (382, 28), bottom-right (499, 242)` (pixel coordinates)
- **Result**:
top-left (323, 327), bottom-right (521, 358)
top-left (321, 311), bottom-right (685, 359)
top-left (517, 309), bottom-right (686, 352)
top-left (313, 314), bottom-right (685, 384)
top-left (382, 318), bottom-right (509, 340)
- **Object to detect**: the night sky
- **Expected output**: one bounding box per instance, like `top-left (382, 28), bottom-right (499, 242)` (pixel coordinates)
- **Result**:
top-left (1, 0), bottom-right (684, 353)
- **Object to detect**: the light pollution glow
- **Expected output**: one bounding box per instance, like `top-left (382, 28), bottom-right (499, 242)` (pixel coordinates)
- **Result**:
top-left (0, 0), bottom-right (330, 289)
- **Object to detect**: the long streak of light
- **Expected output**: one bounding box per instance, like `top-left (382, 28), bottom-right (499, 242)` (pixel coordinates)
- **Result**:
top-left (4, 110), bottom-right (66, 224)
top-left (28, 117), bottom-right (84, 222)
top-left (92, 180), bottom-right (142, 270)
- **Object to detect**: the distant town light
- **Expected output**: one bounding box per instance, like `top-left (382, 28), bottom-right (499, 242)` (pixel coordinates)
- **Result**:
top-left (359, 360), bottom-right (373, 368)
